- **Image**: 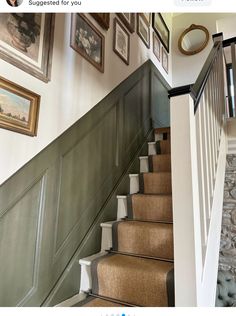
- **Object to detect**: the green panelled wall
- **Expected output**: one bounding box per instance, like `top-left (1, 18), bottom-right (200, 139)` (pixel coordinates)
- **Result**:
top-left (0, 60), bottom-right (170, 306)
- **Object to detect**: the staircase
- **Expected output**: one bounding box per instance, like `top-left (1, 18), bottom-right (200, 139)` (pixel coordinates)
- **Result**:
top-left (63, 127), bottom-right (174, 307)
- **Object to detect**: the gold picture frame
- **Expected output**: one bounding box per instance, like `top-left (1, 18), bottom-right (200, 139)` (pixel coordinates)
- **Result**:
top-left (0, 76), bottom-right (40, 136)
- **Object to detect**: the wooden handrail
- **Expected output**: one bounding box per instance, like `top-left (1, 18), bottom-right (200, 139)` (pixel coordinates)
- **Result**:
top-left (169, 42), bottom-right (222, 114)
top-left (192, 42), bottom-right (221, 112)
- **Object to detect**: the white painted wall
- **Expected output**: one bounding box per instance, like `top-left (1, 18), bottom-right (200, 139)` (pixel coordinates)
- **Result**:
top-left (171, 13), bottom-right (236, 87)
top-left (216, 15), bottom-right (236, 40)
top-left (0, 13), bottom-right (172, 185)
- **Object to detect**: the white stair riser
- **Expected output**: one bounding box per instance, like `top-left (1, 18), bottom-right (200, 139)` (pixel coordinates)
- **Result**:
top-left (117, 196), bottom-right (128, 219)
top-left (79, 252), bottom-right (106, 293)
top-left (139, 156), bottom-right (149, 173)
top-left (155, 133), bottom-right (164, 142)
top-left (79, 264), bottom-right (92, 293)
top-left (148, 142), bottom-right (156, 155)
top-left (100, 225), bottom-right (113, 252)
top-left (129, 174), bottom-right (139, 194)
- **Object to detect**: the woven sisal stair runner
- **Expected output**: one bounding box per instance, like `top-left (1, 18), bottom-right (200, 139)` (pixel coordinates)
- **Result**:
top-left (112, 221), bottom-right (173, 259)
top-left (79, 127), bottom-right (174, 307)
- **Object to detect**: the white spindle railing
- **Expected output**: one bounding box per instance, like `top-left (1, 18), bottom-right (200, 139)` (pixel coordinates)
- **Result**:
top-left (170, 38), bottom-right (227, 306)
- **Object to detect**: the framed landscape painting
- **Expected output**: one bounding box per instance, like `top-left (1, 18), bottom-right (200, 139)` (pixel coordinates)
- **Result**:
top-left (0, 76), bottom-right (40, 136)
top-left (116, 13), bottom-right (135, 33)
top-left (113, 18), bottom-right (130, 65)
top-left (152, 13), bottom-right (170, 53)
top-left (0, 13), bottom-right (55, 82)
top-left (70, 13), bottom-right (105, 73)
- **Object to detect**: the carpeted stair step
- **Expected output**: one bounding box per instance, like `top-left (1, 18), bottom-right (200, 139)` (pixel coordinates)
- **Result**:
top-left (91, 253), bottom-right (174, 307)
top-left (74, 296), bottom-right (127, 307)
top-left (112, 221), bottom-right (174, 260)
top-left (139, 172), bottom-right (172, 195)
top-left (154, 127), bottom-right (171, 141)
top-left (155, 127), bottom-right (170, 135)
top-left (156, 140), bottom-right (171, 154)
top-left (149, 154), bottom-right (171, 172)
top-left (127, 194), bottom-right (172, 222)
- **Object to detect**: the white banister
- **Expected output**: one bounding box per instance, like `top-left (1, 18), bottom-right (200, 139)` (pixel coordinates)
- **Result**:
top-left (171, 94), bottom-right (202, 306)
top-left (170, 40), bottom-right (227, 306)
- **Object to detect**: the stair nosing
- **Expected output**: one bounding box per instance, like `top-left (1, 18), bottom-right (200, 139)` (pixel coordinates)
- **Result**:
top-left (85, 291), bottom-right (139, 307)
top-left (107, 249), bottom-right (174, 263)
top-left (124, 218), bottom-right (173, 224)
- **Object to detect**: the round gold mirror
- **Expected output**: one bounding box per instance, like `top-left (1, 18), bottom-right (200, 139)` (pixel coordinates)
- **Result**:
top-left (178, 24), bottom-right (210, 56)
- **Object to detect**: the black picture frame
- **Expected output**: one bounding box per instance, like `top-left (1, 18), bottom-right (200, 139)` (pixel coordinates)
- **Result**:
top-left (90, 13), bottom-right (110, 30)
top-left (116, 13), bottom-right (135, 33)
top-left (152, 13), bottom-right (170, 53)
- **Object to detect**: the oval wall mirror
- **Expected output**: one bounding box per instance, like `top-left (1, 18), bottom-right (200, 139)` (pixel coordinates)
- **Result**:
top-left (178, 24), bottom-right (210, 56)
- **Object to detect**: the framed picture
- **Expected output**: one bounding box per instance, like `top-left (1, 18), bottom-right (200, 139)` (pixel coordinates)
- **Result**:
top-left (137, 14), bottom-right (150, 48)
top-left (70, 14), bottom-right (105, 73)
top-left (153, 32), bottom-right (161, 61)
top-left (0, 13), bottom-right (55, 82)
top-left (113, 18), bottom-right (130, 65)
top-left (141, 13), bottom-right (151, 25)
top-left (152, 13), bottom-right (170, 53)
top-left (90, 13), bottom-right (110, 30)
top-left (162, 47), bottom-right (168, 73)
top-left (0, 76), bottom-right (40, 136)
top-left (116, 13), bottom-right (135, 33)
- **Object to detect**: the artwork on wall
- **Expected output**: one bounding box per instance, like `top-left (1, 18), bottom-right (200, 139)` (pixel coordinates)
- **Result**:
top-left (152, 13), bottom-right (170, 53)
top-left (113, 18), bottom-right (130, 65)
top-left (90, 13), bottom-right (110, 30)
top-left (70, 13), bottom-right (105, 73)
top-left (0, 76), bottom-right (40, 136)
top-left (162, 47), bottom-right (168, 73)
top-left (0, 13), bottom-right (55, 82)
top-left (141, 13), bottom-right (151, 25)
top-left (153, 32), bottom-right (161, 61)
top-left (116, 13), bottom-right (135, 33)
top-left (137, 14), bottom-right (150, 48)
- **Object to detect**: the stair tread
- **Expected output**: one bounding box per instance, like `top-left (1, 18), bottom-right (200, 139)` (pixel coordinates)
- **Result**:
top-left (156, 139), bottom-right (171, 154)
top-left (128, 194), bottom-right (172, 222)
top-left (149, 153), bottom-right (171, 172)
top-left (155, 127), bottom-right (170, 134)
top-left (91, 253), bottom-right (174, 307)
top-left (112, 220), bottom-right (173, 260)
top-left (140, 172), bottom-right (172, 195)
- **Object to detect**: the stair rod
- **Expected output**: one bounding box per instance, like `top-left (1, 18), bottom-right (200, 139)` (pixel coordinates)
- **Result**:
top-left (123, 218), bottom-right (173, 225)
top-left (84, 291), bottom-right (138, 307)
top-left (107, 249), bottom-right (174, 263)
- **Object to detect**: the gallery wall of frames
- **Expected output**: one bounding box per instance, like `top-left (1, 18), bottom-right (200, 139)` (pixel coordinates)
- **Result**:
top-left (0, 13), bottom-right (172, 184)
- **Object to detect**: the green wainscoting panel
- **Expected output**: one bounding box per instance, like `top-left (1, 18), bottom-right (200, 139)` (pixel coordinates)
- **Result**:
top-left (151, 65), bottom-right (171, 128)
top-left (0, 60), bottom-right (170, 306)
